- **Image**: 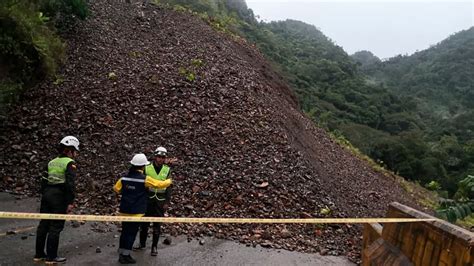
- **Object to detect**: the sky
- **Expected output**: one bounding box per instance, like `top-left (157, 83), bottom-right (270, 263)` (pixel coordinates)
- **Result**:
top-left (246, 0), bottom-right (474, 59)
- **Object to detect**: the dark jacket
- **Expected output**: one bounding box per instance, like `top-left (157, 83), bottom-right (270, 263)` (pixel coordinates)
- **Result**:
top-left (117, 168), bottom-right (148, 214)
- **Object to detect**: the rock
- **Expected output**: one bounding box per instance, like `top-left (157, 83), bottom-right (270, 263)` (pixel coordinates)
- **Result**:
top-left (280, 229), bottom-right (291, 239)
top-left (108, 72), bottom-right (117, 80)
top-left (200, 190), bottom-right (210, 196)
top-left (11, 145), bottom-right (22, 150)
top-left (199, 239), bottom-right (205, 245)
top-left (320, 248), bottom-right (329, 256)
top-left (6, 230), bottom-right (16, 235)
top-left (0, 1), bottom-right (425, 263)
top-left (21, 235), bottom-right (28, 240)
top-left (254, 182), bottom-right (269, 188)
top-left (96, 247), bottom-right (101, 253)
top-left (163, 237), bottom-right (172, 245)
top-left (249, 234), bottom-right (261, 241)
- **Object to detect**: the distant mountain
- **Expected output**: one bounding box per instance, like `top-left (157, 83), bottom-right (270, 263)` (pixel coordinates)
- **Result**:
top-left (0, 1), bottom-right (426, 262)
top-left (351, 50), bottom-right (381, 74)
top-left (363, 27), bottom-right (474, 117)
top-left (355, 28), bottom-right (474, 193)
top-left (148, 1), bottom-right (474, 196)
top-left (4, 0), bottom-right (471, 198)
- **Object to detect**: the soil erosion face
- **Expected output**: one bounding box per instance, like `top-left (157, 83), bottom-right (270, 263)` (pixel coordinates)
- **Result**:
top-left (0, 0), bottom-right (422, 262)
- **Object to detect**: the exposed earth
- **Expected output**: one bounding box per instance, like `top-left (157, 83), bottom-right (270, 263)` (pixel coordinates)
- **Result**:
top-left (0, 0), bottom-right (428, 263)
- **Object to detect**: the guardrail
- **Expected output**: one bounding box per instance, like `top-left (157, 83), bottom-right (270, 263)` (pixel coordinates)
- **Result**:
top-left (362, 202), bottom-right (473, 265)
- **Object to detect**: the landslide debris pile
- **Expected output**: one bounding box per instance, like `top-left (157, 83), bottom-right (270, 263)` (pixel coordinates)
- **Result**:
top-left (0, 0), bottom-right (422, 262)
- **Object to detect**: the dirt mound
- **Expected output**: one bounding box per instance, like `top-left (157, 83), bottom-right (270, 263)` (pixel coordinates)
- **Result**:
top-left (0, 1), bottom-right (423, 262)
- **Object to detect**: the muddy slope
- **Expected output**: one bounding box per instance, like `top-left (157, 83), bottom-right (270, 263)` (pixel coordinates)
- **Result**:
top-left (0, 1), bottom-right (422, 262)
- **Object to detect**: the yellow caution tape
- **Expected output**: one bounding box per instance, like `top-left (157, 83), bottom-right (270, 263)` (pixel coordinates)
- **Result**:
top-left (0, 211), bottom-right (436, 224)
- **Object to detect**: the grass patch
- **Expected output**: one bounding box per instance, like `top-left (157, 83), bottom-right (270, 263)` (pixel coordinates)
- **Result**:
top-left (456, 214), bottom-right (474, 230)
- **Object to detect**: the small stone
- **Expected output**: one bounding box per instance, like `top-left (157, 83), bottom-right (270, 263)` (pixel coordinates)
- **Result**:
top-left (21, 235), bottom-right (28, 240)
top-left (320, 248), bottom-right (329, 255)
top-left (6, 230), bottom-right (16, 235)
top-left (250, 234), bottom-right (261, 241)
top-left (96, 247), bottom-right (101, 253)
top-left (200, 190), bottom-right (210, 196)
top-left (254, 182), bottom-right (269, 188)
top-left (280, 229), bottom-right (291, 238)
top-left (163, 237), bottom-right (172, 245)
top-left (260, 241), bottom-right (272, 248)
top-left (199, 239), bottom-right (205, 245)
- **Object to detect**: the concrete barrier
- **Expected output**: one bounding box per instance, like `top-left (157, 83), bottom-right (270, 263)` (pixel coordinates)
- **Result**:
top-left (363, 202), bottom-right (473, 266)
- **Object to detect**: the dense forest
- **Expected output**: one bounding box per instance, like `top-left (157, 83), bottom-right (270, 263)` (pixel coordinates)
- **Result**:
top-left (351, 28), bottom-right (474, 196)
top-left (151, 0), bottom-right (473, 198)
top-left (1, 0), bottom-right (472, 199)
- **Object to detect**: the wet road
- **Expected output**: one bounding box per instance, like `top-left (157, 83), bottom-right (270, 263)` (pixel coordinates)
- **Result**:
top-left (0, 193), bottom-right (354, 265)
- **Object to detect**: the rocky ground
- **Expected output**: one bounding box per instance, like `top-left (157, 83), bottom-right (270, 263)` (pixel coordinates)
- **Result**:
top-left (0, 0), bottom-right (427, 263)
top-left (0, 193), bottom-right (354, 265)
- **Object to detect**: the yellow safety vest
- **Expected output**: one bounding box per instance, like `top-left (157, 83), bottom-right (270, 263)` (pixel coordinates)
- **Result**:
top-left (145, 164), bottom-right (170, 200)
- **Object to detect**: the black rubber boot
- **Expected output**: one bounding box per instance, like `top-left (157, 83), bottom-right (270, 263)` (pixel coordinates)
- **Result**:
top-left (119, 254), bottom-right (136, 264)
top-left (151, 245), bottom-right (158, 256)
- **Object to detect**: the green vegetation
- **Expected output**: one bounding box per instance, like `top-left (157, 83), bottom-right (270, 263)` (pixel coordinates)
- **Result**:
top-left (456, 214), bottom-right (474, 229)
top-left (154, 0), bottom-right (472, 199)
top-left (0, 0), bottom-right (87, 115)
top-left (435, 175), bottom-right (474, 223)
top-left (2, 0), bottom-right (471, 204)
top-left (353, 28), bottom-right (474, 197)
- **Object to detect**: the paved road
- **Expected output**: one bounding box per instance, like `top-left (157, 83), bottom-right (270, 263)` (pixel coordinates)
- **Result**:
top-left (0, 193), bottom-right (354, 265)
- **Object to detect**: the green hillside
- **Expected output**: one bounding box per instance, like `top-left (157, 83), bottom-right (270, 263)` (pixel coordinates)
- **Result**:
top-left (2, 0), bottom-right (472, 197)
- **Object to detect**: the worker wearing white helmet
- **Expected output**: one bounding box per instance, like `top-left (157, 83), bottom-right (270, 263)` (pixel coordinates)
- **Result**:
top-left (113, 153), bottom-right (172, 264)
top-left (34, 136), bottom-right (80, 264)
top-left (134, 146), bottom-right (175, 256)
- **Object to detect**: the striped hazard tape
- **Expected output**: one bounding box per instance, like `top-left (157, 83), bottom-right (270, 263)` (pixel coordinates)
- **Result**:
top-left (0, 211), bottom-right (437, 224)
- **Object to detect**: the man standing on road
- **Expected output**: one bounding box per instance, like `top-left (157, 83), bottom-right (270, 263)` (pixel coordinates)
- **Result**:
top-left (114, 153), bottom-right (172, 264)
top-left (34, 136), bottom-right (80, 264)
top-left (134, 146), bottom-right (174, 256)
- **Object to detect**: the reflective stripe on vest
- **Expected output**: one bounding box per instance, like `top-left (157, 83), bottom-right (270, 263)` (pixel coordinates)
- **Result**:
top-left (46, 157), bottom-right (74, 185)
top-left (121, 177), bottom-right (145, 183)
top-left (145, 164), bottom-right (170, 197)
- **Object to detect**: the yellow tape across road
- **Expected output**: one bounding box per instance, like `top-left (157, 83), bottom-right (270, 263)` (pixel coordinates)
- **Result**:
top-left (0, 211), bottom-right (436, 224)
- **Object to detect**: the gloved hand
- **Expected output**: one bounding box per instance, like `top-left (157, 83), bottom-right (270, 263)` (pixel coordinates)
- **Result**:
top-left (67, 204), bottom-right (74, 213)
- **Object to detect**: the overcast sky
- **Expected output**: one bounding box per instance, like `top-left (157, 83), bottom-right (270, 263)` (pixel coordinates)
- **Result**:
top-left (246, 0), bottom-right (473, 59)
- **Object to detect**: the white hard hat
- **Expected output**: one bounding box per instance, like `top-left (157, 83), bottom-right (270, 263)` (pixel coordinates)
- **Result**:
top-left (154, 146), bottom-right (167, 156)
top-left (60, 136), bottom-right (80, 151)
top-left (130, 153), bottom-right (150, 166)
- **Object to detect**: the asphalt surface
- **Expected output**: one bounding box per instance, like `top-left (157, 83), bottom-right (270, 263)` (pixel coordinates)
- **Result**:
top-left (0, 193), bottom-right (354, 265)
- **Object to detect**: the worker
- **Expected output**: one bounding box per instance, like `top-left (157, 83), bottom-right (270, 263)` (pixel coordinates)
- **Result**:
top-left (34, 136), bottom-right (80, 264)
top-left (114, 153), bottom-right (172, 264)
top-left (134, 146), bottom-right (175, 256)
